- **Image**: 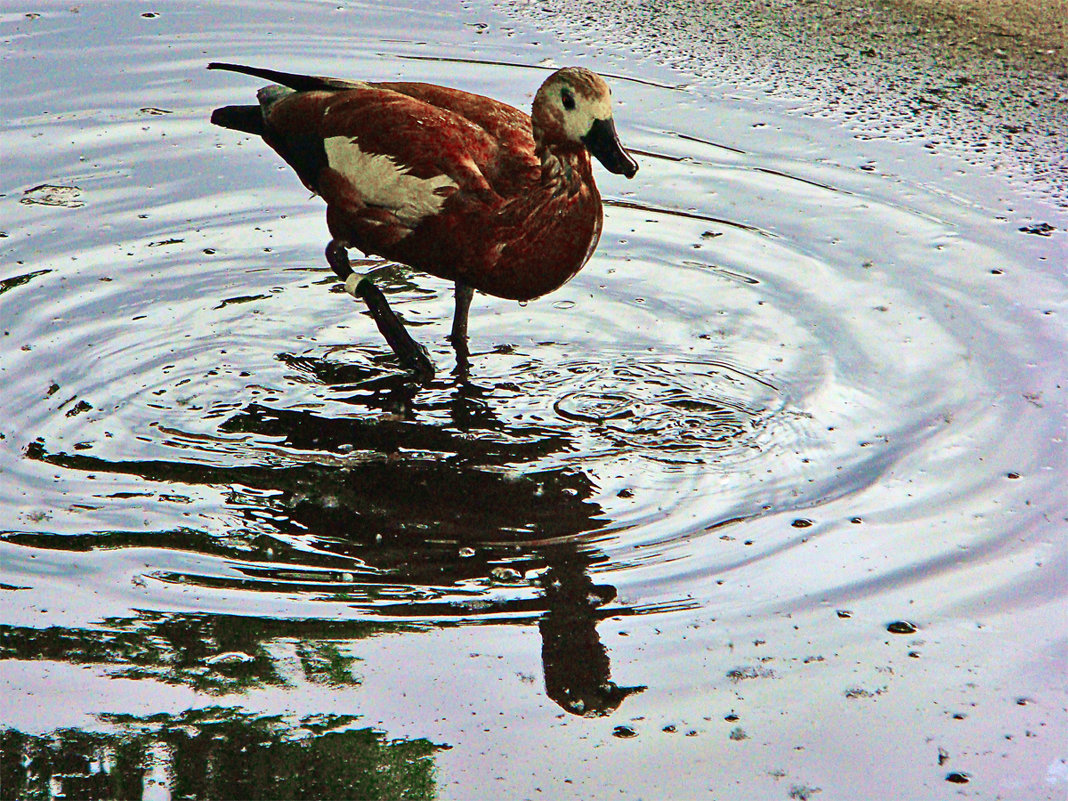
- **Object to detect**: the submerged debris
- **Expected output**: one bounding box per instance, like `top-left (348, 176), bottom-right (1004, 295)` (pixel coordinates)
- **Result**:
top-left (21, 184), bottom-right (84, 208)
top-left (886, 620), bottom-right (918, 634)
top-left (1018, 222), bottom-right (1056, 236)
top-left (489, 566), bottom-right (523, 583)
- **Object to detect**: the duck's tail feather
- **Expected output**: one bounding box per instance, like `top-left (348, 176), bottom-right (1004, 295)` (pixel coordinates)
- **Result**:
top-left (210, 104), bottom-right (264, 135)
top-left (208, 62), bottom-right (363, 92)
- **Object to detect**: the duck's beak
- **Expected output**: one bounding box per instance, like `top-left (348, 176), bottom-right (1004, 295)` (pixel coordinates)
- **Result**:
top-left (582, 117), bottom-right (638, 178)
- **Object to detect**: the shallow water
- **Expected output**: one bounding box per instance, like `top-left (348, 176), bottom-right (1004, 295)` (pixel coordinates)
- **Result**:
top-left (2, 2), bottom-right (1066, 799)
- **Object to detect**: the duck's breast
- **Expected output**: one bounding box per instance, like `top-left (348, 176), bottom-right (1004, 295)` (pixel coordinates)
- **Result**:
top-left (487, 180), bottom-right (604, 300)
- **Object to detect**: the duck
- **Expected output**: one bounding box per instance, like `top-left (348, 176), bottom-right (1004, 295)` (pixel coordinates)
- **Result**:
top-left (208, 62), bottom-right (638, 381)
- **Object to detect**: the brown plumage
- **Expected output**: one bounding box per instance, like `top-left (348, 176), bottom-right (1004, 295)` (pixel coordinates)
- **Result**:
top-left (209, 63), bottom-right (638, 378)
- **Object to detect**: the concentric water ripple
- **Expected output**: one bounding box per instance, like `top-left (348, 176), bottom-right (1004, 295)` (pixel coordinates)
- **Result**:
top-left (3, 20), bottom-right (1064, 619)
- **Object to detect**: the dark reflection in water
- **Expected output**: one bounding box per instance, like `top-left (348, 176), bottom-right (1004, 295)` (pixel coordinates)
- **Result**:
top-left (213, 401), bottom-right (598, 551)
top-left (538, 544), bottom-right (647, 716)
top-left (18, 358), bottom-right (652, 717)
top-left (1, 613), bottom-right (399, 694)
top-left (1, 710), bottom-right (441, 801)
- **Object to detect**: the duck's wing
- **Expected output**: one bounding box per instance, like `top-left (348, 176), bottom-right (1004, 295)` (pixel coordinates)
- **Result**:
top-left (373, 82), bottom-right (540, 188)
top-left (261, 86), bottom-right (501, 204)
top-left (210, 63), bottom-right (539, 194)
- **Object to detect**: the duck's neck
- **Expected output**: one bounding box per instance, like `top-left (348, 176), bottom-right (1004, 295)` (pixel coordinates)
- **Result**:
top-left (537, 142), bottom-right (592, 196)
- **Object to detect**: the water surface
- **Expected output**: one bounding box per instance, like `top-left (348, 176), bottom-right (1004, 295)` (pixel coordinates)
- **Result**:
top-left (1, 2), bottom-right (1066, 799)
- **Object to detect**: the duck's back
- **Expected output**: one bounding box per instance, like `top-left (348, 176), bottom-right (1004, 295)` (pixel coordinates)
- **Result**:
top-left (260, 83), bottom-right (540, 212)
top-left (375, 82), bottom-right (541, 195)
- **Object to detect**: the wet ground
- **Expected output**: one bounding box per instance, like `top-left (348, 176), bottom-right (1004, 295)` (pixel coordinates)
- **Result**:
top-left (1, 1), bottom-right (1066, 799)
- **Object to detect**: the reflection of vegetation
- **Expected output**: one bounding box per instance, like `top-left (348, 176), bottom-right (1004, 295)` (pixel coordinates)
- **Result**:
top-left (3, 525), bottom-right (285, 561)
top-left (0, 268), bottom-right (52, 297)
top-left (0, 612), bottom-right (401, 694)
top-left (1, 708), bottom-right (442, 800)
top-left (297, 640), bottom-right (363, 686)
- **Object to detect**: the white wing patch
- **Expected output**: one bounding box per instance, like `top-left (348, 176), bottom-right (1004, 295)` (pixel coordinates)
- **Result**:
top-left (323, 136), bottom-right (457, 228)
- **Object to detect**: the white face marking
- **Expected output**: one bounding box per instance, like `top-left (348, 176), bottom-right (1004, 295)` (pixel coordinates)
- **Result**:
top-left (560, 92), bottom-right (612, 142)
top-left (323, 136), bottom-right (458, 228)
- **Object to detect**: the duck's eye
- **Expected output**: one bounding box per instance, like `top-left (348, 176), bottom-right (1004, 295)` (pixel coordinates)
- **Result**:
top-left (561, 89), bottom-right (576, 111)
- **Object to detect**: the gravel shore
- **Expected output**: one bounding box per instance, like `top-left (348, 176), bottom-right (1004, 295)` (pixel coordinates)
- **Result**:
top-left (732, 0), bottom-right (1067, 75)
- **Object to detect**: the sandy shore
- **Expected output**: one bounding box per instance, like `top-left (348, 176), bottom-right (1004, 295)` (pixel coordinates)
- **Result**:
top-left (888, 0), bottom-right (1067, 67)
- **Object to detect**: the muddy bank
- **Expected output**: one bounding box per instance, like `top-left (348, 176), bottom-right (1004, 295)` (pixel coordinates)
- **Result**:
top-left (506, 0), bottom-right (1068, 206)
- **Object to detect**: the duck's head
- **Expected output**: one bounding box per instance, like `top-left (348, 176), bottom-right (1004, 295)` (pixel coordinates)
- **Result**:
top-left (533, 67), bottom-right (639, 179)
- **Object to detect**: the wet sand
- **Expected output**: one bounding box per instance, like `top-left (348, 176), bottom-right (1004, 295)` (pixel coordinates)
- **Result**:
top-left (754, 0), bottom-right (1068, 202)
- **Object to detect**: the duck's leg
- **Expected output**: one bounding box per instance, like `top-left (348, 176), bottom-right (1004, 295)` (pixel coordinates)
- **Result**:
top-left (449, 279), bottom-right (475, 377)
top-left (325, 240), bottom-right (435, 383)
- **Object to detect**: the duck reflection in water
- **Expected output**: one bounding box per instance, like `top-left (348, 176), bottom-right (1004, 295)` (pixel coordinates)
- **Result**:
top-left (26, 362), bottom-right (645, 716)
top-left (214, 392), bottom-right (647, 716)
top-left (538, 545), bottom-right (647, 715)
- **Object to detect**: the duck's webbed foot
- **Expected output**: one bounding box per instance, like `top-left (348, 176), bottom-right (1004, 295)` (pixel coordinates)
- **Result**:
top-left (326, 240), bottom-right (435, 384)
